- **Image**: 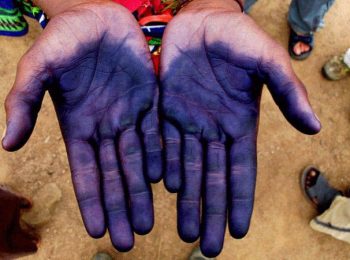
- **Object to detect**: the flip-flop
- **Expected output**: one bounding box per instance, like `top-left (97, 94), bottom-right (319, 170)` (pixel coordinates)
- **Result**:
top-left (301, 166), bottom-right (341, 213)
top-left (288, 29), bottom-right (314, 61)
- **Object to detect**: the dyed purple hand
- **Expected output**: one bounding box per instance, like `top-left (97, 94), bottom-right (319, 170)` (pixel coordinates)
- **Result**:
top-left (160, 1), bottom-right (321, 257)
top-left (2, 2), bottom-right (162, 251)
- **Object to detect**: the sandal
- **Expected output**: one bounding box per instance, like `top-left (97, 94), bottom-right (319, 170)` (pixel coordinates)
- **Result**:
top-left (322, 49), bottom-right (350, 81)
top-left (301, 165), bottom-right (341, 213)
top-left (288, 29), bottom-right (314, 61)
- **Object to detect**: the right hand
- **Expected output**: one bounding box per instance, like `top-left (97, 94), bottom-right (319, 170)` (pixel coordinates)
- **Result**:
top-left (2, 1), bottom-right (162, 251)
top-left (160, 0), bottom-right (321, 256)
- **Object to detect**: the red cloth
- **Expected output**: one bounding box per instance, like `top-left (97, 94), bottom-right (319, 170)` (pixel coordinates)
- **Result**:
top-left (112, 0), bottom-right (170, 75)
top-left (113, 0), bottom-right (165, 14)
top-left (113, 0), bottom-right (143, 12)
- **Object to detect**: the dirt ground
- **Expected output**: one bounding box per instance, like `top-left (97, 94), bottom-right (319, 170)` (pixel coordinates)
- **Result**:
top-left (1, 0), bottom-right (350, 259)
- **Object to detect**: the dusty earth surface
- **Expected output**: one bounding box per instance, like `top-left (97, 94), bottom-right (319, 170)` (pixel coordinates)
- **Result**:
top-left (0, 0), bottom-right (350, 259)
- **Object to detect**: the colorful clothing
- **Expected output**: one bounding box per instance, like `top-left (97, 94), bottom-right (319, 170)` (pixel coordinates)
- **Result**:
top-left (310, 195), bottom-right (350, 243)
top-left (0, 0), bottom-right (179, 72)
top-left (245, 0), bottom-right (335, 35)
top-left (0, 0), bottom-right (47, 37)
top-left (114, 0), bottom-right (180, 73)
top-left (0, 0), bottom-right (196, 73)
top-left (0, 4), bottom-right (28, 36)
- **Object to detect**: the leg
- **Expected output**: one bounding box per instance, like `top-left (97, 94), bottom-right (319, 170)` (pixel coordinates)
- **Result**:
top-left (310, 196), bottom-right (350, 243)
top-left (301, 166), bottom-right (341, 213)
top-left (288, 0), bottom-right (336, 34)
top-left (244, 0), bottom-right (257, 13)
top-left (287, 0), bottom-right (335, 59)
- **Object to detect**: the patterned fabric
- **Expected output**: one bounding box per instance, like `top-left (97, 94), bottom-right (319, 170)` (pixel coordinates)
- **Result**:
top-left (0, 0), bottom-right (47, 37)
top-left (19, 0), bottom-right (48, 27)
top-left (114, 0), bottom-right (178, 73)
top-left (0, 0), bottom-right (28, 36)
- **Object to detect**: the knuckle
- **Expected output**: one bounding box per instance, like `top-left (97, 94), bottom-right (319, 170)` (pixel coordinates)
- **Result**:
top-left (104, 197), bottom-right (125, 213)
top-left (77, 193), bottom-right (100, 208)
top-left (129, 190), bottom-right (150, 198)
top-left (123, 148), bottom-right (142, 159)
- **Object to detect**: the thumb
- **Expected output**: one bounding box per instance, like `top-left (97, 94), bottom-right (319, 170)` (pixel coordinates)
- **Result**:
top-left (260, 49), bottom-right (321, 135)
top-left (2, 53), bottom-right (48, 151)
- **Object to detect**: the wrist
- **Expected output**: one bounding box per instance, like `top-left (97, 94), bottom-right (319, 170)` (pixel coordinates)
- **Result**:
top-left (33, 0), bottom-right (110, 17)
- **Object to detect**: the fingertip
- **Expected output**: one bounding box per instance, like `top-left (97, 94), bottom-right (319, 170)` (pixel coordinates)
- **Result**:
top-left (228, 199), bottom-right (253, 239)
top-left (164, 158), bottom-right (181, 192)
top-left (306, 115), bottom-right (322, 135)
top-left (290, 112), bottom-right (322, 135)
top-left (146, 152), bottom-right (163, 183)
top-left (107, 210), bottom-right (135, 252)
top-left (229, 217), bottom-right (250, 239)
top-left (1, 120), bottom-right (34, 151)
top-left (82, 211), bottom-right (106, 238)
top-left (228, 216), bottom-right (251, 239)
top-left (177, 208), bottom-right (200, 242)
top-left (113, 240), bottom-right (134, 253)
top-left (164, 173), bottom-right (181, 193)
top-left (86, 224), bottom-right (106, 239)
top-left (133, 218), bottom-right (154, 235)
top-left (148, 173), bottom-right (162, 184)
top-left (178, 226), bottom-right (200, 243)
top-left (131, 197), bottom-right (154, 235)
top-left (19, 197), bottom-right (32, 209)
top-left (1, 126), bottom-right (6, 142)
top-left (200, 242), bottom-right (223, 258)
top-left (1, 136), bottom-right (10, 151)
top-left (200, 223), bottom-right (225, 257)
top-left (110, 233), bottom-right (134, 252)
top-left (164, 182), bottom-right (181, 193)
top-left (229, 228), bottom-right (248, 239)
top-left (2, 134), bottom-right (22, 152)
top-left (147, 175), bottom-right (162, 184)
top-left (2, 125), bottom-right (14, 151)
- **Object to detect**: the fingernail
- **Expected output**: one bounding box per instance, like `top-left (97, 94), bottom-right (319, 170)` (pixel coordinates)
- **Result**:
top-left (314, 113), bottom-right (320, 122)
top-left (1, 126), bottom-right (6, 141)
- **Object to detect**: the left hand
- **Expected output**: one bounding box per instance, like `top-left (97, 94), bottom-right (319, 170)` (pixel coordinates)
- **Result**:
top-left (2, 2), bottom-right (162, 251)
top-left (160, 0), bottom-right (321, 257)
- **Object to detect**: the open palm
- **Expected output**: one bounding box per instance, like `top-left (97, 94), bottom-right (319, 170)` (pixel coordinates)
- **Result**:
top-left (3, 2), bottom-right (162, 251)
top-left (160, 4), bottom-right (321, 257)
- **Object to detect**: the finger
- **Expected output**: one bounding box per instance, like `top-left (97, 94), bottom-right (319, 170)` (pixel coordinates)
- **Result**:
top-left (10, 228), bottom-right (38, 254)
top-left (2, 55), bottom-right (47, 151)
top-left (141, 106), bottom-right (162, 183)
top-left (99, 139), bottom-right (133, 252)
top-left (119, 128), bottom-right (154, 235)
top-left (178, 134), bottom-right (202, 242)
top-left (200, 142), bottom-right (227, 258)
top-left (163, 121), bottom-right (181, 192)
top-left (19, 197), bottom-right (32, 209)
top-left (229, 135), bottom-right (257, 239)
top-left (260, 51), bottom-right (321, 135)
top-left (66, 140), bottom-right (106, 238)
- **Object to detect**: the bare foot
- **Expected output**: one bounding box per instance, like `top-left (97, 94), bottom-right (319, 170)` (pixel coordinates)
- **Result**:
top-left (0, 186), bottom-right (39, 258)
top-left (302, 166), bottom-right (341, 213)
top-left (293, 41), bottom-right (311, 56)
